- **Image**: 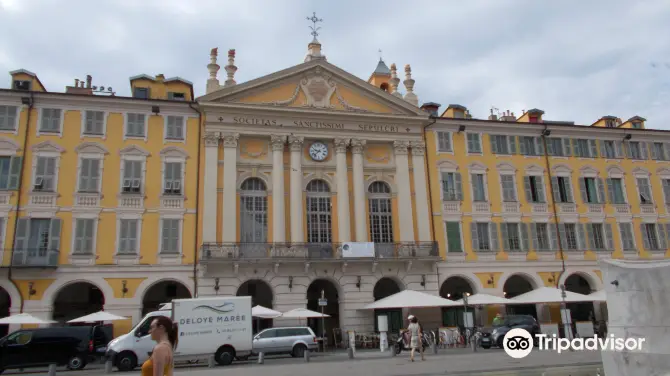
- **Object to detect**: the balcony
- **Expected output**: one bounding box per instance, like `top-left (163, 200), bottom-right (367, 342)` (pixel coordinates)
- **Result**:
top-left (74, 192), bottom-right (101, 207)
top-left (640, 204), bottom-right (656, 214)
top-left (502, 202), bottom-right (520, 214)
top-left (530, 203), bottom-right (548, 213)
top-left (587, 204), bottom-right (604, 214)
top-left (472, 201), bottom-right (490, 214)
top-left (200, 242), bottom-right (440, 263)
top-left (29, 191), bottom-right (58, 207)
top-left (557, 203), bottom-right (577, 213)
top-left (117, 194), bottom-right (143, 209)
top-left (11, 248), bottom-right (59, 268)
top-left (611, 204), bottom-right (630, 214)
top-left (160, 195), bottom-right (185, 209)
top-left (442, 201), bottom-right (461, 214)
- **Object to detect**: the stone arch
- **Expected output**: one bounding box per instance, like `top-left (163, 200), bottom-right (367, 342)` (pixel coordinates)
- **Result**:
top-left (236, 279), bottom-right (275, 307)
top-left (439, 275), bottom-right (479, 300)
top-left (501, 273), bottom-right (540, 318)
top-left (135, 275), bottom-right (194, 306)
top-left (558, 270), bottom-right (601, 292)
top-left (373, 276), bottom-right (404, 301)
top-left (560, 272), bottom-right (599, 322)
top-left (0, 280), bottom-right (21, 314)
top-left (52, 281), bottom-right (106, 322)
top-left (43, 276), bottom-right (114, 307)
top-left (237, 173), bottom-right (271, 191)
top-left (306, 278), bottom-right (342, 345)
top-left (159, 146), bottom-right (190, 159)
top-left (500, 272), bottom-right (542, 295)
top-left (141, 279), bottom-right (192, 315)
top-left (364, 175), bottom-right (397, 194)
top-left (302, 174), bottom-right (335, 192)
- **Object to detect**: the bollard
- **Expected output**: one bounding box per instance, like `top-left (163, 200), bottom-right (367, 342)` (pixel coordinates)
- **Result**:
top-left (104, 360), bottom-right (113, 374)
top-left (347, 347), bottom-right (354, 359)
top-left (208, 355), bottom-right (216, 368)
top-left (304, 349), bottom-right (310, 362)
top-left (432, 343), bottom-right (438, 354)
top-left (472, 337), bottom-right (478, 352)
top-left (389, 345), bottom-right (396, 357)
top-left (258, 352), bottom-right (264, 364)
top-left (48, 364), bottom-right (57, 376)
top-left (596, 368), bottom-right (601, 376)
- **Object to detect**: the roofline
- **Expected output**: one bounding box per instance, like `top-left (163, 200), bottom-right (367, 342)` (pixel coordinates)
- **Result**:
top-left (128, 74), bottom-right (194, 101)
top-left (9, 69), bottom-right (48, 92)
top-left (0, 88), bottom-right (197, 106)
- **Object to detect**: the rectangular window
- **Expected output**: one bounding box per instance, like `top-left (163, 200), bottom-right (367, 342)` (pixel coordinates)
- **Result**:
top-left (0, 105), bottom-right (18, 131)
top-left (78, 158), bottom-right (101, 192)
top-left (133, 87), bottom-right (149, 99)
top-left (83, 111), bottom-right (105, 135)
top-left (0, 156), bottom-right (22, 190)
top-left (34, 156), bottom-right (56, 191)
top-left (13, 80), bottom-right (31, 91)
top-left (441, 172), bottom-right (461, 201)
top-left (490, 135), bottom-right (515, 155)
top-left (161, 219), bottom-right (180, 254)
top-left (500, 175), bottom-right (516, 202)
top-left (607, 178), bottom-right (626, 204)
top-left (166, 116), bottom-right (185, 140)
top-left (122, 160), bottom-right (142, 193)
top-left (535, 223), bottom-right (549, 250)
top-left (519, 136), bottom-right (537, 156)
top-left (168, 92), bottom-right (186, 101)
top-left (590, 223), bottom-right (606, 250)
top-left (652, 142), bottom-right (666, 160)
top-left (619, 223), bottom-right (636, 251)
top-left (437, 132), bottom-right (452, 152)
top-left (662, 179), bottom-right (670, 204)
top-left (504, 223), bottom-right (521, 251)
top-left (632, 122), bottom-right (642, 129)
top-left (627, 142), bottom-right (644, 160)
top-left (637, 178), bottom-right (653, 204)
top-left (163, 162), bottom-right (183, 195)
top-left (126, 113), bottom-right (146, 137)
top-left (13, 218), bottom-right (62, 265)
top-left (73, 218), bottom-right (95, 254)
top-left (471, 174), bottom-right (486, 201)
top-left (466, 133), bottom-right (481, 153)
top-left (644, 223), bottom-right (659, 250)
top-left (524, 176), bottom-right (545, 203)
top-left (118, 219), bottom-right (139, 254)
top-left (581, 177), bottom-right (600, 203)
top-left (546, 138), bottom-right (564, 156)
top-left (605, 120), bottom-right (616, 128)
top-left (477, 223), bottom-right (490, 251)
top-left (573, 139), bottom-right (596, 158)
top-left (445, 222), bottom-right (462, 253)
top-left (563, 223), bottom-right (578, 250)
top-left (553, 176), bottom-right (573, 203)
top-left (40, 108), bottom-right (62, 133)
top-left (602, 141), bottom-right (616, 159)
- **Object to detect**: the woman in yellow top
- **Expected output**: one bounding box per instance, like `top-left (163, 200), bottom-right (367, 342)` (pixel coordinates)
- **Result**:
top-left (141, 316), bottom-right (178, 376)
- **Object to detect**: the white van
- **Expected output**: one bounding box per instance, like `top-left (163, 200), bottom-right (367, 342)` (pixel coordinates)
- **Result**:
top-left (106, 297), bottom-right (252, 371)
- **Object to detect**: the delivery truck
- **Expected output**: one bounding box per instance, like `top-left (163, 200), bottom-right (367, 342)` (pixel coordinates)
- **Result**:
top-left (106, 296), bottom-right (252, 370)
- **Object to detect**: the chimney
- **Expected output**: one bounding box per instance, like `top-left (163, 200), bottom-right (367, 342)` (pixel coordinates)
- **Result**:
top-left (403, 64), bottom-right (418, 106)
top-left (500, 110), bottom-right (516, 122)
top-left (66, 77), bottom-right (93, 95)
top-left (86, 75), bottom-right (92, 89)
top-left (420, 102), bottom-right (441, 117)
top-left (206, 47), bottom-right (221, 94)
top-left (223, 49), bottom-right (237, 87)
top-left (488, 109), bottom-right (498, 121)
top-left (389, 64), bottom-right (402, 98)
top-left (155, 74), bottom-right (165, 82)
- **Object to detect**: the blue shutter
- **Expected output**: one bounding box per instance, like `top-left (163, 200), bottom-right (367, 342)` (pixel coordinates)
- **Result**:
top-left (666, 224), bottom-right (670, 250)
top-left (490, 222), bottom-right (499, 252)
top-left (519, 137), bottom-right (527, 155)
top-left (521, 223), bottom-right (530, 252)
top-left (604, 223), bottom-right (614, 250)
top-left (523, 176), bottom-right (532, 202)
top-left (49, 218), bottom-right (62, 253)
top-left (659, 225), bottom-right (668, 250)
top-left (455, 172), bottom-right (462, 200)
top-left (470, 222), bottom-right (479, 251)
top-left (573, 139), bottom-right (582, 157)
top-left (641, 224), bottom-right (650, 250)
top-left (649, 142), bottom-right (658, 160)
top-left (598, 140), bottom-right (605, 158)
top-left (13, 218), bottom-right (29, 252)
top-left (641, 142), bottom-right (648, 160)
top-left (546, 138), bottom-right (554, 155)
top-left (536, 137), bottom-right (545, 155)
top-left (501, 223), bottom-right (509, 251)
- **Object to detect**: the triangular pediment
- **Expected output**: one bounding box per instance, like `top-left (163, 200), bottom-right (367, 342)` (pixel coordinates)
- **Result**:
top-left (198, 60), bottom-right (427, 116)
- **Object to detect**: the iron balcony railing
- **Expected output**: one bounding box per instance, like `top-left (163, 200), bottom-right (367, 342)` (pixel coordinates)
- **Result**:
top-left (10, 248), bottom-right (60, 268)
top-left (200, 242), bottom-right (439, 262)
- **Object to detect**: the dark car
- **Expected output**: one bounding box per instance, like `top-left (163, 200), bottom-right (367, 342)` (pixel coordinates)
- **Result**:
top-left (480, 315), bottom-right (541, 349)
top-left (0, 325), bottom-right (106, 373)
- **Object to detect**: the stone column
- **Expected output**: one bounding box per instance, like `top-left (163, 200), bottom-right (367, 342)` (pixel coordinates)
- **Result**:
top-left (351, 139), bottom-right (367, 242)
top-left (222, 133), bottom-right (239, 243)
top-left (335, 138), bottom-right (351, 242)
top-left (289, 136), bottom-right (304, 243)
top-left (202, 132), bottom-right (220, 243)
top-left (271, 135), bottom-right (286, 243)
top-left (393, 140), bottom-right (415, 242)
top-left (411, 141), bottom-right (431, 242)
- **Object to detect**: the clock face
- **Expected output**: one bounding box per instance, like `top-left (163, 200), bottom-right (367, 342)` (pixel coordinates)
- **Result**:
top-left (309, 142), bottom-right (329, 161)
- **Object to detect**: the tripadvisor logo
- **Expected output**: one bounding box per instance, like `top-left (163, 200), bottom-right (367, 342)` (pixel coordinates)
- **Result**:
top-left (503, 328), bottom-right (646, 359)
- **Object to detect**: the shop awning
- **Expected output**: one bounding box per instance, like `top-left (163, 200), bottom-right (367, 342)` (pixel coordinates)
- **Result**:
top-left (362, 289), bottom-right (461, 310)
top-left (252, 305), bottom-right (282, 319)
top-left (508, 287), bottom-right (595, 304)
top-left (455, 293), bottom-right (511, 305)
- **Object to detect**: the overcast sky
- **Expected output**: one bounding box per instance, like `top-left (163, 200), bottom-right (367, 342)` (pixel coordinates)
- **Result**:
top-left (1, 0), bottom-right (669, 128)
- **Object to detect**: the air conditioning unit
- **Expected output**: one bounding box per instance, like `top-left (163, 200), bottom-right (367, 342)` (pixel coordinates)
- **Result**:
top-left (172, 181), bottom-right (181, 194)
top-left (33, 177), bottom-right (44, 191)
top-left (341, 242), bottom-right (375, 258)
top-left (164, 181), bottom-right (173, 194)
top-left (131, 180), bottom-right (141, 193)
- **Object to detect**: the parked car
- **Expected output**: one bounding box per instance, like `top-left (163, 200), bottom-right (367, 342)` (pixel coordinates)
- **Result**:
top-left (252, 327), bottom-right (318, 357)
top-left (0, 325), bottom-right (106, 373)
top-left (481, 315), bottom-right (541, 349)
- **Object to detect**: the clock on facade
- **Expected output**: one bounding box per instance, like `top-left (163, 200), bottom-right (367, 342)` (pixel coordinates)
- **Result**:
top-left (309, 142), bottom-right (329, 161)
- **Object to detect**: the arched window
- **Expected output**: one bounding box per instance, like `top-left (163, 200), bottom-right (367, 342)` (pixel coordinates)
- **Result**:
top-left (368, 182), bottom-right (393, 251)
top-left (240, 178), bottom-right (267, 243)
top-left (306, 180), bottom-right (332, 243)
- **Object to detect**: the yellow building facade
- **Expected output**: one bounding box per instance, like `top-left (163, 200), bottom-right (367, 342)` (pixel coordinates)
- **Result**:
top-left (1, 37), bottom-right (668, 339)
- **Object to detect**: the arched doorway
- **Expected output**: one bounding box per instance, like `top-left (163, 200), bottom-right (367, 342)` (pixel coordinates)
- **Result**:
top-left (142, 281), bottom-right (191, 316)
top-left (306, 279), bottom-right (339, 346)
top-left (237, 280), bottom-right (274, 334)
top-left (503, 275), bottom-right (537, 318)
top-left (373, 277), bottom-right (403, 333)
top-left (53, 282), bottom-right (105, 323)
top-left (564, 274), bottom-right (594, 321)
top-left (0, 287), bottom-right (11, 337)
top-left (439, 277), bottom-right (475, 327)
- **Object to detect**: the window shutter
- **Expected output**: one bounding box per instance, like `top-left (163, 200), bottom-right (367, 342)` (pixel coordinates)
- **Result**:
top-left (474, 134), bottom-right (481, 152)
top-left (641, 143), bottom-right (648, 160)
top-left (171, 219), bottom-right (180, 252)
top-left (470, 222), bottom-right (479, 251)
top-left (640, 224), bottom-right (650, 250)
top-left (85, 111), bottom-right (94, 133)
top-left (455, 172), bottom-right (462, 200)
top-left (606, 178), bottom-right (615, 204)
top-left (563, 138), bottom-right (572, 156)
top-left (36, 156), bottom-right (46, 178)
top-left (650, 142), bottom-right (658, 160)
top-left (521, 223), bottom-right (530, 251)
top-left (519, 138), bottom-right (527, 155)
top-left (548, 224), bottom-right (558, 251)
top-left (508, 136), bottom-right (517, 154)
top-left (162, 220), bottom-right (170, 253)
top-left (573, 139), bottom-right (581, 157)
top-left (665, 143), bottom-right (670, 161)
top-left (501, 223), bottom-right (509, 251)
top-left (659, 225), bottom-right (668, 250)
top-left (467, 134), bottom-right (474, 153)
top-left (489, 135), bottom-right (498, 154)
top-left (589, 140), bottom-right (597, 158)
top-left (604, 223), bottom-right (614, 250)
top-left (536, 137), bottom-right (545, 155)
top-left (546, 138), bottom-right (554, 155)
top-left (619, 224), bottom-right (629, 250)
top-left (174, 163), bottom-right (182, 185)
top-left (536, 177), bottom-right (546, 202)
top-left (596, 178), bottom-right (605, 204)
top-left (441, 172), bottom-right (450, 198)
top-left (558, 224), bottom-right (568, 249)
top-left (523, 176), bottom-right (532, 202)
top-left (129, 220), bottom-right (138, 252)
top-left (8, 156), bottom-right (22, 190)
top-left (564, 178), bottom-right (573, 203)
top-left (624, 142), bottom-right (632, 158)
top-left (551, 177), bottom-right (560, 203)
top-left (164, 162), bottom-right (173, 190)
top-left (666, 224), bottom-right (670, 249)
top-left (472, 174), bottom-right (480, 201)
top-left (75, 219), bottom-right (85, 253)
top-left (175, 117), bottom-right (184, 139)
top-left (49, 218), bottom-right (62, 253)
top-left (490, 222), bottom-right (499, 252)
top-left (13, 218), bottom-right (29, 253)
top-left (613, 141), bottom-right (623, 158)
top-left (598, 140), bottom-right (605, 158)
top-left (79, 159), bottom-right (90, 191)
top-left (85, 219), bottom-right (95, 253)
top-left (90, 159), bottom-right (100, 191)
top-left (577, 224), bottom-right (586, 250)
top-left (531, 224), bottom-right (538, 251)
top-left (167, 117), bottom-right (175, 139)
top-left (119, 221), bottom-right (128, 252)
top-left (579, 178), bottom-right (588, 203)
top-left (665, 180), bottom-right (670, 204)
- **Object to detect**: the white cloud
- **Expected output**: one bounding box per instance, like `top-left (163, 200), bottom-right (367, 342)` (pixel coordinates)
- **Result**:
top-left (1, 0), bottom-right (669, 128)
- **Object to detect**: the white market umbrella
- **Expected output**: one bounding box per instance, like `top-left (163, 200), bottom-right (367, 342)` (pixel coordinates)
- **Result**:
top-left (455, 293), bottom-right (511, 305)
top-left (67, 311), bottom-right (128, 323)
top-left (362, 290), bottom-right (461, 310)
top-left (588, 290), bottom-right (607, 302)
top-left (282, 308), bottom-right (330, 318)
top-left (0, 313), bottom-right (55, 325)
top-left (508, 287), bottom-right (594, 305)
top-left (252, 305), bottom-right (282, 319)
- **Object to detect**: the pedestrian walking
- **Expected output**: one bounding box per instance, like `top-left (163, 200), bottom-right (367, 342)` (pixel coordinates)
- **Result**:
top-left (142, 316), bottom-right (177, 376)
top-left (407, 315), bottom-right (424, 362)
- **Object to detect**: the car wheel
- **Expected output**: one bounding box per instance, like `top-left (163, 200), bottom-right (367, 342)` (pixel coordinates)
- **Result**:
top-left (482, 344), bottom-right (491, 349)
top-left (215, 346), bottom-right (235, 366)
top-left (116, 351), bottom-right (138, 372)
top-left (292, 344), bottom-right (307, 358)
top-left (67, 355), bottom-right (86, 370)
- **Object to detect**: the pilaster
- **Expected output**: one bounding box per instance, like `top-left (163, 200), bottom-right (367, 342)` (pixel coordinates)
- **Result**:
top-left (393, 140), bottom-right (415, 242)
top-left (351, 139), bottom-right (367, 242)
top-left (335, 138), bottom-right (351, 242)
top-left (289, 135), bottom-right (305, 243)
top-left (221, 133), bottom-right (239, 243)
top-left (271, 135), bottom-right (287, 242)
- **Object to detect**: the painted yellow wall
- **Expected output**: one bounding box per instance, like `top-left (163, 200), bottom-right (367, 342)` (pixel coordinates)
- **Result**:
top-left (130, 76), bottom-right (193, 101)
top-left (11, 72), bottom-right (46, 92)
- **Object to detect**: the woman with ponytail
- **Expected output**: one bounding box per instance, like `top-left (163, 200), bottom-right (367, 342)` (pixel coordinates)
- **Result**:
top-left (142, 316), bottom-right (178, 376)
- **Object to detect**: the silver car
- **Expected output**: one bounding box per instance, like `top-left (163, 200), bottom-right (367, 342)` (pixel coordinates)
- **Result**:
top-left (252, 327), bottom-right (318, 357)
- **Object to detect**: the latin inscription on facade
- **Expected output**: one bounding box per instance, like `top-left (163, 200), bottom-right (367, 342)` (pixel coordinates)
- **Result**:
top-left (225, 116), bottom-right (413, 133)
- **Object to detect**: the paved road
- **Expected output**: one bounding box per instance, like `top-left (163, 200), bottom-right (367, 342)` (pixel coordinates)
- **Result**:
top-left (9, 348), bottom-right (603, 376)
